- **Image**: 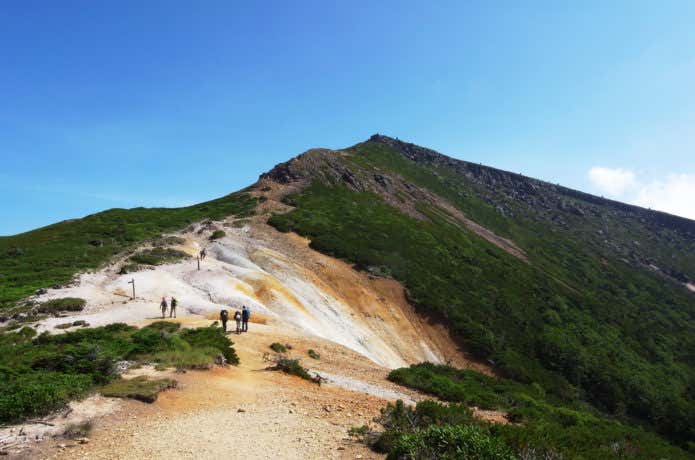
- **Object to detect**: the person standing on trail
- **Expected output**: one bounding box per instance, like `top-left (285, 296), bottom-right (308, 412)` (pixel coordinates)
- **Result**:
top-left (160, 297), bottom-right (168, 319)
top-left (200, 248), bottom-right (206, 260)
top-left (220, 309), bottom-right (229, 333)
top-left (170, 297), bottom-right (178, 318)
top-left (234, 310), bottom-right (242, 334)
top-left (241, 305), bottom-right (250, 333)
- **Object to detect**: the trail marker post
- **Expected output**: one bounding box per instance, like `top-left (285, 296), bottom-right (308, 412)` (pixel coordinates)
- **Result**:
top-left (128, 278), bottom-right (135, 300)
top-left (197, 256), bottom-right (200, 271)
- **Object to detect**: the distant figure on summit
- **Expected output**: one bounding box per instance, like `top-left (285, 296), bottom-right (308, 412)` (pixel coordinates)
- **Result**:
top-left (200, 248), bottom-right (207, 260)
top-left (160, 296), bottom-right (168, 319)
top-left (241, 306), bottom-right (250, 333)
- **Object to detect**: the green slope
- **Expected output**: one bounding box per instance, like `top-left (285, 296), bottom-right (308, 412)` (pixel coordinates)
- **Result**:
top-left (267, 139), bottom-right (695, 450)
top-left (0, 192), bottom-right (256, 309)
top-left (379, 363), bottom-right (693, 459)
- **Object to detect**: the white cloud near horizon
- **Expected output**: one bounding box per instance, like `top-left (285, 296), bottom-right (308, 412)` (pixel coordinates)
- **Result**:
top-left (633, 174), bottom-right (695, 220)
top-left (588, 167), bottom-right (695, 220)
top-left (588, 166), bottom-right (637, 196)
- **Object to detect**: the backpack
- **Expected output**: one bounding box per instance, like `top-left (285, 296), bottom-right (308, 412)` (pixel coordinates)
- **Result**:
top-left (234, 311), bottom-right (241, 320)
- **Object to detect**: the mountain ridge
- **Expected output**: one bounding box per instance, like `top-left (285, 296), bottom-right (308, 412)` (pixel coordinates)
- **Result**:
top-left (368, 133), bottom-right (695, 231)
top-left (1, 134), bottom-right (695, 454)
top-left (260, 134), bottom-right (695, 288)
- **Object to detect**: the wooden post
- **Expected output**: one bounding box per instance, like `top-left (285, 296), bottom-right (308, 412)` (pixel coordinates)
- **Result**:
top-left (128, 278), bottom-right (135, 300)
top-left (197, 256), bottom-right (200, 271)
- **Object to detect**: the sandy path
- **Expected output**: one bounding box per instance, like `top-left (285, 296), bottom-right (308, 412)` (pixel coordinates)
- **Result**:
top-left (24, 319), bottom-right (434, 459)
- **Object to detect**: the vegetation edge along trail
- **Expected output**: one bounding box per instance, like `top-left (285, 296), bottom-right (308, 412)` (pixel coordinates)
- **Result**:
top-left (0, 321), bottom-right (238, 424)
top-left (0, 192), bottom-right (257, 310)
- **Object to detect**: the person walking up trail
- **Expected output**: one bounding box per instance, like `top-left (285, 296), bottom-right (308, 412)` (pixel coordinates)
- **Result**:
top-left (234, 310), bottom-right (242, 334)
top-left (160, 297), bottom-right (168, 319)
top-left (241, 306), bottom-right (250, 333)
top-left (200, 248), bottom-right (206, 260)
top-left (220, 309), bottom-right (229, 333)
top-left (170, 297), bottom-right (177, 318)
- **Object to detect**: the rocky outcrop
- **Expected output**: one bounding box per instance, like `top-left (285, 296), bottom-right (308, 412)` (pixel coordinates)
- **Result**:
top-left (368, 134), bottom-right (695, 235)
top-left (258, 143), bottom-right (529, 262)
top-left (367, 134), bottom-right (695, 284)
top-left (257, 134), bottom-right (695, 285)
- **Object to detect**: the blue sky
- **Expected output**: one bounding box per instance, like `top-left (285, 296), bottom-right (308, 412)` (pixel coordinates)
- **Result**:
top-left (1, 1), bottom-right (694, 235)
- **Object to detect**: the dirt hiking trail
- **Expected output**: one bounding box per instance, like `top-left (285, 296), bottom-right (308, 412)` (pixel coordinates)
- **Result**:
top-left (23, 319), bottom-right (435, 460)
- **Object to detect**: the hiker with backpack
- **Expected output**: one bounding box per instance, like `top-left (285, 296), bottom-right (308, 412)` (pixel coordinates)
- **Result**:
top-left (234, 310), bottom-right (242, 334)
top-left (220, 309), bottom-right (229, 333)
top-left (160, 296), bottom-right (168, 318)
top-left (241, 305), bottom-right (250, 332)
top-left (170, 297), bottom-right (177, 318)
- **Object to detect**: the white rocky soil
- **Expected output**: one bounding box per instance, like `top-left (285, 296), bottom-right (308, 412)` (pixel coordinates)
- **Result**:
top-left (32, 214), bottom-right (471, 370)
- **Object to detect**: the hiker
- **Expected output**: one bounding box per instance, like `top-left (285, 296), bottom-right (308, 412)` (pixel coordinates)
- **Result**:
top-left (160, 296), bottom-right (168, 319)
top-left (234, 310), bottom-right (242, 334)
top-left (220, 309), bottom-right (229, 333)
top-left (170, 297), bottom-right (177, 318)
top-left (200, 248), bottom-right (206, 260)
top-left (241, 305), bottom-right (250, 332)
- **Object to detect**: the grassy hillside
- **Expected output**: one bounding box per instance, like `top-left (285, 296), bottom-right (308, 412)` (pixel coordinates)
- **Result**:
top-left (373, 363), bottom-right (693, 459)
top-left (0, 321), bottom-right (238, 423)
top-left (267, 139), bottom-right (695, 449)
top-left (0, 192), bottom-right (256, 310)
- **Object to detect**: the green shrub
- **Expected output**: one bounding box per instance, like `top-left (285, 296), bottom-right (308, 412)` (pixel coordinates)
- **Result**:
top-left (209, 230), bottom-right (226, 240)
top-left (118, 263), bottom-right (145, 274)
top-left (37, 297), bottom-right (86, 314)
top-left (372, 400), bottom-right (418, 453)
top-left (270, 358), bottom-right (315, 382)
top-left (146, 321), bottom-right (181, 333)
top-left (414, 400), bottom-right (474, 426)
top-left (383, 364), bottom-right (693, 460)
top-left (150, 346), bottom-right (221, 370)
top-left (349, 425), bottom-right (370, 436)
top-left (388, 425), bottom-right (516, 460)
top-left (0, 322), bottom-right (239, 423)
top-left (0, 373), bottom-right (93, 422)
top-left (101, 376), bottom-right (177, 403)
top-left (128, 248), bottom-right (189, 266)
top-left (129, 326), bottom-right (177, 357)
top-left (180, 326), bottom-right (239, 365)
top-left (270, 342), bottom-right (287, 353)
top-left (307, 349), bottom-right (320, 360)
